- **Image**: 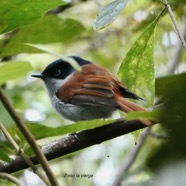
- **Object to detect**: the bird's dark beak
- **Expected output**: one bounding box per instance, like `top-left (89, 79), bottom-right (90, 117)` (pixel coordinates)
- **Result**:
top-left (31, 74), bottom-right (47, 79)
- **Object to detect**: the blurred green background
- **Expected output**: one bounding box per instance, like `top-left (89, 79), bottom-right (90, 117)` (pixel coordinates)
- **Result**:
top-left (0, 0), bottom-right (186, 185)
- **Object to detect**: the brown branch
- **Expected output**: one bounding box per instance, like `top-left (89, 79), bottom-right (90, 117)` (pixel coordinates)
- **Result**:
top-left (0, 87), bottom-right (59, 186)
top-left (0, 118), bottom-right (148, 173)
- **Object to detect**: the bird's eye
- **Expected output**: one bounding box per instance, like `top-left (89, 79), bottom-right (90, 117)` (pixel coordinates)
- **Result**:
top-left (53, 69), bottom-right (61, 77)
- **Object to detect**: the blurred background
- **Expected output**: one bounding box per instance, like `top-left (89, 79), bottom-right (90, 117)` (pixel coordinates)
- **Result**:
top-left (0, 0), bottom-right (186, 185)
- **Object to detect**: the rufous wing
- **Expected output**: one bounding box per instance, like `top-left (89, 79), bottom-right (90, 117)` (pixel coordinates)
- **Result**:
top-left (56, 64), bottom-right (118, 107)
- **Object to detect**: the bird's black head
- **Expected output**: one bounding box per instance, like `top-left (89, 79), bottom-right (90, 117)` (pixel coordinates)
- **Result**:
top-left (32, 56), bottom-right (91, 80)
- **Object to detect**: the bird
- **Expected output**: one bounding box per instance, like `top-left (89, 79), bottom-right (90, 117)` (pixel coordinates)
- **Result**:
top-left (32, 56), bottom-right (153, 125)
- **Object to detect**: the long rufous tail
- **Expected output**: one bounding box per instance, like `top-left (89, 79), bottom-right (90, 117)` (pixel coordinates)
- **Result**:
top-left (117, 97), bottom-right (154, 126)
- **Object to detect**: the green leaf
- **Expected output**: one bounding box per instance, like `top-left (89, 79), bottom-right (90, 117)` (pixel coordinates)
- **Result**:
top-left (148, 74), bottom-right (186, 170)
top-left (0, 150), bottom-right (11, 162)
top-left (117, 14), bottom-right (162, 107)
top-left (0, 39), bottom-right (42, 57)
top-left (126, 110), bottom-right (160, 121)
top-left (0, 142), bottom-right (13, 162)
top-left (27, 119), bottom-right (114, 140)
top-left (157, 73), bottom-right (186, 125)
top-left (0, 61), bottom-right (32, 84)
top-left (20, 16), bottom-right (85, 44)
top-left (25, 44), bottom-right (82, 72)
top-left (0, 16), bottom-right (85, 57)
top-left (117, 9), bottom-right (164, 140)
top-left (94, 0), bottom-right (128, 30)
top-left (0, 103), bottom-right (15, 127)
top-left (155, 73), bottom-right (186, 97)
top-left (0, 0), bottom-right (69, 34)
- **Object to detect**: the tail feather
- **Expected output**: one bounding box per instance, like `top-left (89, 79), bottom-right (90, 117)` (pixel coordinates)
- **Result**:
top-left (117, 98), bottom-right (153, 126)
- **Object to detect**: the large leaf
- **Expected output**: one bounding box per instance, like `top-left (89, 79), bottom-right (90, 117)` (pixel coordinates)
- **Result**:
top-left (26, 119), bottom-right (113, 140)
top-left (117, 14), bottom-right (162, 107)
top-left (0, 15), bottom-right (85, 57)
top-left (0, 0), bottom-right (70, 34)
top-left (0, 61), bottom-right (32, 84)
top-left (155, 73), bottom-right (186, 97)
top-left (117, 10), bottom-right (163, 140)
top-left (94, 0), bottom-right (128, 30)
top-left (148, 73), bottom-right (186, 170)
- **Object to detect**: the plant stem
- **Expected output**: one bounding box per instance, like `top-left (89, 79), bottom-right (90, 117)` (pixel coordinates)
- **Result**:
top-left (0, 121), bottom-right (50, 186)
top-left (112, 127), bottom-right (151, 186)
top-left (0, 172), bottom-right (24, 186)
top-left (0, 87), bottom-right (60, 186)
top-left (163, 0), bottom-right (186, 50)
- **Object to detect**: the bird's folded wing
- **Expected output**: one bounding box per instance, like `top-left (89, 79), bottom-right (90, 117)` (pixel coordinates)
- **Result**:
top-left (71, 75), bottom-right (118, 107)
top-left (56, 63), bottom-right (142, 108)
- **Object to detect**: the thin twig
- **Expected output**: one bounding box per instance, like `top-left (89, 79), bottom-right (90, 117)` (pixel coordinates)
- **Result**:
top-left (163, 0), bottom-right (186, 50)
top-left (167, 16), bottom-right (186, 73)
top-left (112, 127), bottom-right (151, 186)
top-left (0, 172), bottom-right (24, 186)
top-left (0, 87), bottom-right (60, 186)
top-left (0, 121), bottom-right (50, 186)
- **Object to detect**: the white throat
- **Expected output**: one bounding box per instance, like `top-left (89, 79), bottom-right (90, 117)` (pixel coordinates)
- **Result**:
top-left (43, 74), bottom-right (72, 98)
